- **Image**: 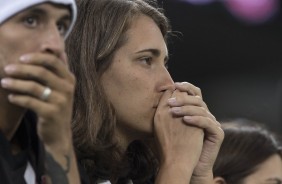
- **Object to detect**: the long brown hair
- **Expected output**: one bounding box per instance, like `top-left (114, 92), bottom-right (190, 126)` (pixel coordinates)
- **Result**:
top-left (66, 0), bottom-right (171, 183)
top-left (213, 118), bottom-right (282, 184)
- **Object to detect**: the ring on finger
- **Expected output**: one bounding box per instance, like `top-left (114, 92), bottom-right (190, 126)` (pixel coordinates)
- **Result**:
top-left (40, 87), bottom-right (52, 101)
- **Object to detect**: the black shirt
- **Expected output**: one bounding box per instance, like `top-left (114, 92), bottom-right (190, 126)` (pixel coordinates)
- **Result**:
top-left (0, 112), bottom-right (45, 184)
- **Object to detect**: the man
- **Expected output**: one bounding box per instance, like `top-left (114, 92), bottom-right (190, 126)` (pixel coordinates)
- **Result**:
top-left (0, 0), bottom-right (81, 183)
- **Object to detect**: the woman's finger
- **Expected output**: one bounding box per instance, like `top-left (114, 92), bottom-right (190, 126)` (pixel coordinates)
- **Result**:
top-left (183, 115), bottom-right (221, 128)
top-left (169, 105), bottom-right (216, 120)
top-left (175, 82), bottom-right (202, 97)
top-left (167, 95), bottom-right (208, 109)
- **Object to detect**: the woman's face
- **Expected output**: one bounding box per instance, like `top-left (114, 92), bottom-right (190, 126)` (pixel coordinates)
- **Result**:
top-left (243, 154), bottom-right (282, 184)
top-left (100, 15), bottom-right (174, 143)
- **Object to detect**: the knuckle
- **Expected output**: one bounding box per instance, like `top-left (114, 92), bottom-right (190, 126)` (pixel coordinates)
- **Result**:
top-left (210, 112), bottom-right (217, 121)
top-left (29, 84), bottom-right (39, 94)
top-left (221, 129), bottom-right (225, 138)
top-left (202, 101), bottom-right (207, 107)
top-left (37, 67), bottom-right (48, 77)
top-left (22, 98), bottom-right (33, 107)
top-left (56, 96), bottom-right (68, 108)
top-left (201, 107), bottom-right (208, 115)
top-left (65, 83), bottom-right (75, 96)
top-left (194, 97), bottom-right (202, 105)
top-left (199, 100), bottom-right (206, 108)
top-left (196, 87), bottom-right (201, 93)
top-left (217, 128), bottom-right (225, 140)
top-left (60, 80), bottom-right (75, 97)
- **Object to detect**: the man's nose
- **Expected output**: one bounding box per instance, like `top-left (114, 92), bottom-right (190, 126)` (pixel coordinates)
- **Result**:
top-left (40, 25), bottom-right (65, 60)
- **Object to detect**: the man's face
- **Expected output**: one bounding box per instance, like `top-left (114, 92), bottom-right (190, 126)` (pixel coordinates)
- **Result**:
top-left (0, 3), bottom-right (71, 78)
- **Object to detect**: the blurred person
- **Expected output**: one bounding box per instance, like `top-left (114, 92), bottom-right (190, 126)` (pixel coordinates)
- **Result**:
top-left (0, 0), bottom-right (81, 184)
top-left (213, 118), bottom-right (282, 184)
top-left (66, 0), bottom-right (224, 183)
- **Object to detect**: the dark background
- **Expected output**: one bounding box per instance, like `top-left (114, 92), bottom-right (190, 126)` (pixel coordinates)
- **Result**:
top-left (160, 0), bottom-right (282, 133)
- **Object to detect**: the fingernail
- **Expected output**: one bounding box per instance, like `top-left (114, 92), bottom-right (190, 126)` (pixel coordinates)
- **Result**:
top-left (170, 107), bottom-right (182, 114)
top-left (167, 97), bottom-right (177, 105)
top-left (19, 54), bottom-right (31, 62)
top-left (183, 116), bottom-right (193, 122)
top-left (1, 78), bottom-right (12, 87)
top-left (4, 65), bottom-right (16, 73)
top-left (8, 94), bottom-right (15, 102)
top-left (175, 82), bottom-right (188, 86)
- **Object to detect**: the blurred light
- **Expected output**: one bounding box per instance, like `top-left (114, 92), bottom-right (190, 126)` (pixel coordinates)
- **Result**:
top-left (224, 0), bottom-right (280, 24)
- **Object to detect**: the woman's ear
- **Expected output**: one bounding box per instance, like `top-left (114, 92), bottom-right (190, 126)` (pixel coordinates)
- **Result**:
top-left (213, 176), bottom-right (227, 184)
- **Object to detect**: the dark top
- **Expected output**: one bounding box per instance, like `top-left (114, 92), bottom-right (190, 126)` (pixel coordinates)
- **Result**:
top-left (0, 111), bottom-right (45, 184)
top-left (0, 111), bottom-right (90, 184)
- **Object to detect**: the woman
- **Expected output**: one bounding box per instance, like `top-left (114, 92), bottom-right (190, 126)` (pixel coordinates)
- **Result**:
top-left (213, 118), bottom-right (282, 184)
top-left (66, 0), bottom-right (224, 183)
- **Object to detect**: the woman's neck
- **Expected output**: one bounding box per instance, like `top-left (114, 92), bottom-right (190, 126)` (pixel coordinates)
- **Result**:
top-left (115, 120), bottom-right (155, 152)
top-left (115, 124), bottom-right (141, 153)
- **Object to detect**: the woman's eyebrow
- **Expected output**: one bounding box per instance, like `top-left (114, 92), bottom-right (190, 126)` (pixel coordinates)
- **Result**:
top-left (135, 48), bottom-right (160, 57)
top-left (135, 48), bottom-right (169, 62)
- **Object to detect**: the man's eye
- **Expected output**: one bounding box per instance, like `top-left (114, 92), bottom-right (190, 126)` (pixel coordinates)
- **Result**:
top-left (23, 16), bottom-right (38, 27)
top-left (57, 22), bottom-right (68, 36)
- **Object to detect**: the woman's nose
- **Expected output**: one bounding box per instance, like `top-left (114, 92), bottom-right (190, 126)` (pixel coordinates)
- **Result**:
top-left (157, 67), bottom-right (175, 92)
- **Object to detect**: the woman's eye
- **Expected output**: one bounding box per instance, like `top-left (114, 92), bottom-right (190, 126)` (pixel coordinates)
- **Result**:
top-left (23, 16), bottom-right (38, 27)
top-left (140, 57), bottom-right (153, 66)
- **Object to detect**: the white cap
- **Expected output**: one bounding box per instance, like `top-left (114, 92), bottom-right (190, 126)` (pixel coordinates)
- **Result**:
top-left (0, 0), bottom-right (77, 38)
